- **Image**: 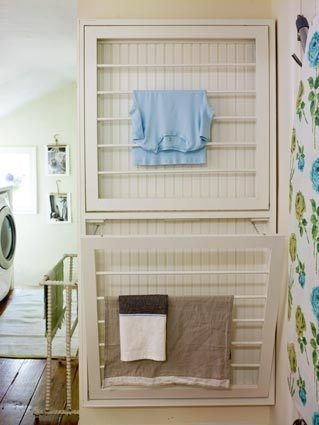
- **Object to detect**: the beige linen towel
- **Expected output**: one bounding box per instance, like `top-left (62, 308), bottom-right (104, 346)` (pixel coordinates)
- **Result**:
top-left (104, 296), bottom-right (234, 389)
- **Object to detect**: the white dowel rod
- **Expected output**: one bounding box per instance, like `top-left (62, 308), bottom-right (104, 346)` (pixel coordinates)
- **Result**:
top-left (98, 169), bottom-right (256, 176)
top-left (97, 116), bottom-right (256, 122)
top-left (99, 363), bottom-right (260, 369)
top-left (96, 269), bottom-right (267, 275)
top-left (97, 62), bottom-right (256, 68)
top-left (98, 341), bottom-right (262, 348)
top-left (96, 295), bottom-right (266, 300)
top-left (97, 90), bottom-right (256, 95)
top-left (98, 318), bottom-right (265, 324)
top-left (97, 143), bottom-right (256, 148)
top-left (97, 142), bottom-right (257, 149)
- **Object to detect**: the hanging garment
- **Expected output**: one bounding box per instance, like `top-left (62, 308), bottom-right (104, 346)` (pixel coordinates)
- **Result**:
top-left (130, 90), bottom-right (214, 165)
top-left (104, 296), bottom-right (233, 388)
top-left (288, 16), bottom-right (319, 425)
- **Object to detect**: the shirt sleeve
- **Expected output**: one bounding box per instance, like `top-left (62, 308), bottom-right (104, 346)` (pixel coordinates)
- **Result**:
top-left (130, 93), bottom-right (144, 141)
top-left (199, 92), bottom-right (214, 142)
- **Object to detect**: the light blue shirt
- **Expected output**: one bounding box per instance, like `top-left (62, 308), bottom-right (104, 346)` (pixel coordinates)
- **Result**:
top-left (130, 90), bottom-right (214, 165)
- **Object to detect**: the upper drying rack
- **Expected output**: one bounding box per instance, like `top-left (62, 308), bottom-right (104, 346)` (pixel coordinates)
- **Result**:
top-left (83, 24), bottom-right (274, 215)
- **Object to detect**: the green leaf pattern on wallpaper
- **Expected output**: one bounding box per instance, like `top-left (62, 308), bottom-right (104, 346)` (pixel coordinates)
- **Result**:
top-left (288, 24), bottom-right (319, 425)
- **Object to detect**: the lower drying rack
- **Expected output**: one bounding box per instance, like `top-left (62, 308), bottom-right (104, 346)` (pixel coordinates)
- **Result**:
top-left (80, 234), bottom-right (285, 407)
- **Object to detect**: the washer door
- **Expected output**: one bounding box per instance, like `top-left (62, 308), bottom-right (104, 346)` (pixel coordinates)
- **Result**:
top-left (0, 206), bottom-right (16, 270)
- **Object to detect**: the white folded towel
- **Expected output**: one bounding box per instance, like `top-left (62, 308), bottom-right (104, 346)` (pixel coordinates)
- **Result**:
top-left (119, 295), bottom-right (168, 362)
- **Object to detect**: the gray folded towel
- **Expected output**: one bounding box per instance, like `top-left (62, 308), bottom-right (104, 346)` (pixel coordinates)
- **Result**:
top-left (104, 295), bottom-right (234, 388)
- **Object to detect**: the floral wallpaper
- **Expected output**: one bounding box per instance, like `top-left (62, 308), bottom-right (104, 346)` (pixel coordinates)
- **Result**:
top-left (288, 21), bottom-right (319, 425)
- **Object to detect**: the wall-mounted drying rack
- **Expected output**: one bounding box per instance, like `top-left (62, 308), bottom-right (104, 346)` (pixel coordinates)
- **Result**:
top-left (78, 19), bottom-right (277, 409)
top-left (80, 233), bottom-right (284, 407)
top-left (82, 22), bottom-right (275, 215)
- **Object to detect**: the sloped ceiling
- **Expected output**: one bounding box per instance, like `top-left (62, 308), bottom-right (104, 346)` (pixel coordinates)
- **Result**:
top-left (0, 0), bottom-right (76, 117)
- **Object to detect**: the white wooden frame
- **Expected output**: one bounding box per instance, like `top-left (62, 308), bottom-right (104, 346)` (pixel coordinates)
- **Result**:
top-left (80, 234), bottom-right (285, 407)
top-left (82, 22), bottom-right (274, 214)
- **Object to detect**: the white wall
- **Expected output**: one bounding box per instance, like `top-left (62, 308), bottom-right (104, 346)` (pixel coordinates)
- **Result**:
top-left (0, 83), bottom-right (77, 287)
top-left (78, 0), bottom-right (272, 19)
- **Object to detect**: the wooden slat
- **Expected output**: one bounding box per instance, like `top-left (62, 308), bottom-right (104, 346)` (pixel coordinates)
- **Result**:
top-left (0, 359), bottom-right (45, 425)
top-left (50, 361), bottom-right (78, 424)
top-left (20, 361), bottom-right (58, 425)
top-left (60, 366), bottom-right (79, 425)
top-left (20, 360), bottom-right (79, 425)
top-left (21, 360), bottom-right (79, 425)
top-left (0, 358), bottom-right (25, 402)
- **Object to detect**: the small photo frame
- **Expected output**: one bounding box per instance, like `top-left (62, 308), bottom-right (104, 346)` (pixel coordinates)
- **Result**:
top-left (46, 145), bottom-right (70, 176)
top-left (48, 193), bottom-right (71, 224)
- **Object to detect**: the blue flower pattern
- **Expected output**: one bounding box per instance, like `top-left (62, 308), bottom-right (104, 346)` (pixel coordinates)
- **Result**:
top-left (311, 158), bottom-right (319, 192)
top-left (311, 287), bottom-right (319, 322)
top-left (299, 387), bottom-right (307, 405)
top-left (298, 156), bottom-right (305, 171)
top-left (299, 272), bottom-right (306, 288)
top-left (308, 32), bottom-right (319, 68)
top-left (313, 412), bottom-right (319, 425)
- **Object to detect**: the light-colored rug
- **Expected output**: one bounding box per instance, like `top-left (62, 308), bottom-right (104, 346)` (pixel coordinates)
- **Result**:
top-left (0, 288), bottom-right (78, 358)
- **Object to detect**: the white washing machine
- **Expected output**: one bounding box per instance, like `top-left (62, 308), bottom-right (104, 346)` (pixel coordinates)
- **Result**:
top-left (0, 188), bottom-right (16, 301)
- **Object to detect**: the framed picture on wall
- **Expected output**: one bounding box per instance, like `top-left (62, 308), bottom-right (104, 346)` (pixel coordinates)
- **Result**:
top-left (48, 192), bottom-right (71, 224)
top-left (0, 147), bottom-right (37, 214)
top-left (45, 145), bottom-right (70, 176)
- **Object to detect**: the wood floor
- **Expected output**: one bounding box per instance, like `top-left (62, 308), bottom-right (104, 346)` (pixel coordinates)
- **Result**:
top-left (0, 290), bottom-right (79, 425)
